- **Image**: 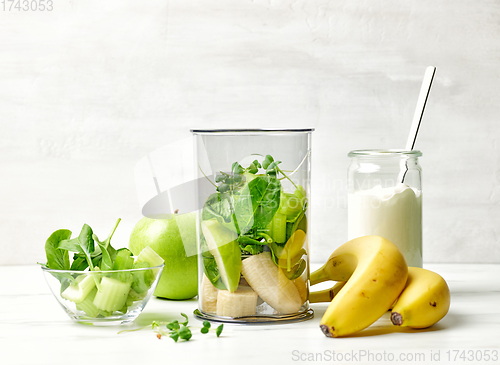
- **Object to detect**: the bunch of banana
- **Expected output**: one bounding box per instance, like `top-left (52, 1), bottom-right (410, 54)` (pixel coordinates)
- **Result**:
top-left (311, 235), bottom-right (409, 337)
top-left (309, 236), bottom-right (451, 337)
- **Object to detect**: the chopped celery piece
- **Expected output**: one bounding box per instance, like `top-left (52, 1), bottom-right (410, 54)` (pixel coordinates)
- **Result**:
top-left (93, 276), bottom-right (132, 312)
top-left (128, 288), bottom-right (147, 301)
top-left (61, 274), bottom-right (96, 303)
top-left (118, 303), bottom-right (129, 313)
top-left (113, 249), bottom-right (134, 270)
top-left (125, 293), bottom-right (135, 307)
top-left (265, 220), bottom-right (273, 238)
top-left (76, 287), bottom-right (100, 317)
top-left (98, 309), bottom-right (113, 317)
top-left (294, 185), bottom-right (306, 201)
top-left (131, 261), bottom-right (154, 294)
top-left (271, 213), bottom-right (287, 244)
top-left (278, 193), bottom-right (303, 219)
top-left (112, 249), bottom-right (134, 282)
top-left (136, 246), bottom-right (164, 277)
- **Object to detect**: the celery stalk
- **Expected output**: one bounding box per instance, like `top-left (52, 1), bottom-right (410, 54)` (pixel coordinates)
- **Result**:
top-left (99, 309), bottom-right (113, 317)
top-left (265, 220), bottom-right (273, 238)
top-left (76, 287), bottom-right (100, 317)
top-left (127, 288), bottom-right (147, 302)
top-left (131, 261), bottom-right (154, 294)
top-left (61, 274), bottom-right (96, 304)
top-left (278, 193), bottom-right (303, 219)
top-left (93, 276), bottom-right (132, 312)
top-left (112, 249), bottom-right (134, 282)
top-left (136, 246), bottom-right (164, 277)
top-left (113, 249), bottom-right (134, 270)
top-left (272, 213), bottom-right (287, 244)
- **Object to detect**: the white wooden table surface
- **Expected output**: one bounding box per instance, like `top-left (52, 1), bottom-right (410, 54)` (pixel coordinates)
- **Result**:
top-left (1, 264), bottom-right (499, 365)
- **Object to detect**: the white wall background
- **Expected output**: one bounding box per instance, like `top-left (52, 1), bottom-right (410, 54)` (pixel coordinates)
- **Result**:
top-left (1, 0), bottom-right (499, 265)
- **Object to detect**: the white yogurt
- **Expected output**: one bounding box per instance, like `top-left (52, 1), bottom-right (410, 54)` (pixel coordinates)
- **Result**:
top-left (348, 183), bottom-right (422, 267)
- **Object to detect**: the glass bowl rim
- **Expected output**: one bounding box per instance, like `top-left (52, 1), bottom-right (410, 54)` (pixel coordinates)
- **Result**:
top-left (41, 263), bottom-right (164, 274)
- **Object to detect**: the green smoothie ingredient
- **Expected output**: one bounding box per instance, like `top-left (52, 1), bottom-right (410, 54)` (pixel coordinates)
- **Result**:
top-left (201, 154), bottom-right (309, 292)
top-left (118, 313), bottom-right (224, 341)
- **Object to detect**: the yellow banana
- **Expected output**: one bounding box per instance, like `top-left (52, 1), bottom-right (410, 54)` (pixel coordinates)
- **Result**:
top-left (391, 267), bottom-right (450, 329)
top-left (313, 235), bottom-right (408, 337)
top-left (216, 286), bottom-right (258, 317)
top-left (309, 281), bottom-right (346, 303)
top-left (292, 276), bottom-right (308, 304)
top-left (241, 251), bottom-right (303, 314)
top-left (199, 275), bottom-right (218, 314)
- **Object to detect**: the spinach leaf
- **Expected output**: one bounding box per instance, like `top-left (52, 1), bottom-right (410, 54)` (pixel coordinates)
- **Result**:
top-left (70, 254), bottom-right (88, 271)
top-left (202, 193), bottom-right (232, 223)
top-left (96, 240), bottom-right (113, 270)
top-left (241, 244), bottom-right (264, 255)
top-left (63, 224), bottom-right (97, 271)
top-left (91, 246), bottom-right (104, 268)
top-left (78, 224), bottom-right (97, 271)
top-left (237, 235), bottom-right (265, 246)
top-left (237, 235), bottom-right (266, 254)
top-left (58, 224), bottom-right (115, 270)
top-left (201, 237), bottom-right (227, 290)
top-left (70, 247), bottom-right (102, 271)
top-left (232, 184), bottom-right (254, 234)
top-left (92, 218), bottom-right (120, 270)
top-left (42, 220), bottom-right (123, 276)
top-left (233, 176), bottom-right (281, 234)
top-left (44, 229), bottom-right (72, 270)
top-left (237, 229), bottom-right (274, 255)
top-left (202, 255), bottom-right (227, 290)
top-left (202, 192), bottom-right (239, 234)
top-left (57, 237), bottom-right (81, 252)
top-left (42, 229), bottom-right (75, 293)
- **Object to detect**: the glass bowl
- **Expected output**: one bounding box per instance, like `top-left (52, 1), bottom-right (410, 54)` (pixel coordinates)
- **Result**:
top-left (42, 264), bottom-right (164, 325)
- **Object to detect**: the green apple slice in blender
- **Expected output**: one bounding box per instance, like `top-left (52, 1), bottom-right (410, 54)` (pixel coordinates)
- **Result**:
top-left (201, 219), bottom-right (241, 293)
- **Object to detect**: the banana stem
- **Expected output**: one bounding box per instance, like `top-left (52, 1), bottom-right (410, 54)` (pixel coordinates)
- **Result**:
top-left (309, 282), bottom-right (346, 303)
top-left (310, 266), bottom-right (330, 286)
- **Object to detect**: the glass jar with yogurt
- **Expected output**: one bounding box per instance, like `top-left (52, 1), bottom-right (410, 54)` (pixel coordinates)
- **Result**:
top-left (347, 150), bottom-right (422, 267)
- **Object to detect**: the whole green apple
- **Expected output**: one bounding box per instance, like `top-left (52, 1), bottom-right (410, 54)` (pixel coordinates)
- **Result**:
top-left (129, 213), bottom-right (198, 300)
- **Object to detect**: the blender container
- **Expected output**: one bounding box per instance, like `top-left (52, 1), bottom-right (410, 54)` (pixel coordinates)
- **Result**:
top-left (192, 129), bottom-right (314, 323)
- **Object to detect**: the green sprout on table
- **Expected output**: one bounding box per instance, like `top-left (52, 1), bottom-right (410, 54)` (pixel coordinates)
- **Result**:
top-left (118, 313), bottom-right (223, 342)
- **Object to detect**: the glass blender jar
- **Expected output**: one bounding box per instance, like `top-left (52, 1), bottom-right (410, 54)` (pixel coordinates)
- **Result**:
top-left (192, 129), bottom-right (314, 323)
